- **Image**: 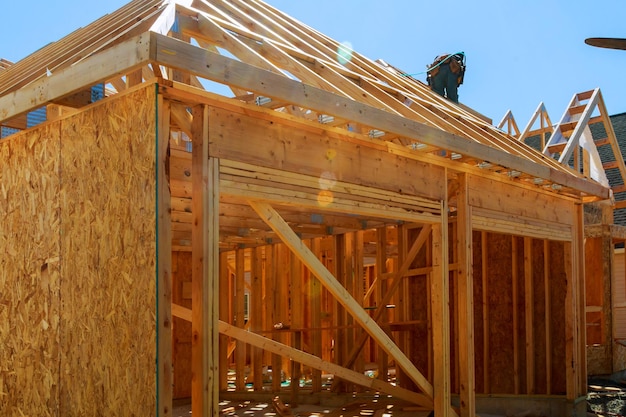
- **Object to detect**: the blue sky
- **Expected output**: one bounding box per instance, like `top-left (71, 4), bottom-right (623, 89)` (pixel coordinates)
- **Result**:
top-left (2, 0), bottom-right (626, 126)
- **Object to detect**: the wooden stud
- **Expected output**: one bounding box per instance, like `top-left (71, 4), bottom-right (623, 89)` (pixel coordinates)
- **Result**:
top-left (157, 94), bottom-right (173, 417)
top-left (251, 246), bottom-right (264, 390)
top-left (234, 248), bottom-right (246, 391)
top-left (309, 238), bottom-right (323, 393)
top-left (290, 248), bottom-right (303, 404)
top-left (376, 228), bottom-right (389, 382)
top-left (219, 251), bottom-right (229, 391)
top-left (456, 173), bottom-right (475, 417)
top-left (191, 105), bottom-right (219, 416)
top-left (431, 201), bottom-right (452, 416)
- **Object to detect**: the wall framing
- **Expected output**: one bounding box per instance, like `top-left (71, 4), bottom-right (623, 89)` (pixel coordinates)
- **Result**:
top-left (0, 1), bottom-right (613, 416)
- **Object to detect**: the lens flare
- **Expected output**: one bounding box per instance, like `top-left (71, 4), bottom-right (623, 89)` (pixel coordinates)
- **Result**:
top-left (319, 171), bottom-right (337, 190)
top-left (336, 41), bottom-right (353, 66)
top-left (317, 190), bottom-right (334, 207)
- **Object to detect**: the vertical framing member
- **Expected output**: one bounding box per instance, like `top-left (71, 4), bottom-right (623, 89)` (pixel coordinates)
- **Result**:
top-left (157, 93), bottom-right (173, 417)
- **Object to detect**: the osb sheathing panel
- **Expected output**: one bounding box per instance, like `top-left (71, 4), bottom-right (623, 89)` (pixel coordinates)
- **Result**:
top-left (0, 85), bottom-right (158, 416)
top-left (0, 125), bottom-right (62, 416)
top-left (58, 86), bottom-right (158, 415)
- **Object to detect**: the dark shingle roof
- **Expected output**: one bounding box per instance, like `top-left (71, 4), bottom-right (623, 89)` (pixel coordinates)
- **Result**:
top-left (594, 112), bottom-right (626, 225)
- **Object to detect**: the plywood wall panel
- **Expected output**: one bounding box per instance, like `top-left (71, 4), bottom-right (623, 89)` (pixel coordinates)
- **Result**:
top-left (58, 86), bottom-right (158, 415)
top-left (485, 233), bottom-right (515, 394)
top-left (548, 241), bottom-right (567, 395)
top-left (471, 231), bottom-right (486, 394)
top-left (0, 125), bottom-right (62, 416)
top-left (531, 239), bottom-right (548, 394)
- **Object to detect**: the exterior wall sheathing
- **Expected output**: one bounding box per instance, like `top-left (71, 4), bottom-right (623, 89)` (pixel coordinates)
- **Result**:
top-left (0, 86), bottom-right (158, 416)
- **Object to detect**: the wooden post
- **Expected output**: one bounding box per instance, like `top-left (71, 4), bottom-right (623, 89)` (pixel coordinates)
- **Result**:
top-left (290, 249), bottom-right (303, 404)
top-left (310, 239), bottom-right (323, 392)
top-left (251, 246), bottom-right (264, 390)
top-left (333, 234), bottom-right (346, 386)
top-left (456, 173), bottom-right (475, 417)
top-left (577, 206), bottom-right (587, 397)
top-left (481, 231), bottom-right (490, 393)
top-left (431, 199), bottom-right (451, 417)
top-left (354, 231), bottom-right (365, 390)
top-left (157, 95), bottom-right (173, 417)
top-left (219, 251), bottom-right (229, 391)
top-left (191, 105), bottom-right (219, 417)
top-left (376, 228), bottom-right (389, 382)
top-left (566, 203), bottom-right (586, 399)
top-left (235, 248), bottom-right (246, 391)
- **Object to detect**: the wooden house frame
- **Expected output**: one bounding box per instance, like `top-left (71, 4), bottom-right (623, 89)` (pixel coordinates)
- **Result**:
top-left (0, 1), bottom-right (613, 416)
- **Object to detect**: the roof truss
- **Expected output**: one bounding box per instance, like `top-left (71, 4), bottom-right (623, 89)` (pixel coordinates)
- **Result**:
top-left (0, 0), bottom-right (612, 202)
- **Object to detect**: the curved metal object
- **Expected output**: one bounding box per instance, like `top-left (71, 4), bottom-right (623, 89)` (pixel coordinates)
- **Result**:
top-left (585, 37), bottom-right (626, 50)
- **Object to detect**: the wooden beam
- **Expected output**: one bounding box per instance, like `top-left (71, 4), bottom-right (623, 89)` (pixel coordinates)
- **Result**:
top-left (455, 173), bottom-right (475, 417)
top-left (248, 201), bottom-right (435, 399)
top-left (431, 201), bottom-right (452, 416)
top-left (157, 94), bottom-right (173, 417)
top-left (0, 32), bottom-right (152, 124)
top-left (191, 105), bottom-right (219, 416)
top-left (172, 302), bottom-right (431, 407)
top-left (150, 32), bottom-right (609, 199)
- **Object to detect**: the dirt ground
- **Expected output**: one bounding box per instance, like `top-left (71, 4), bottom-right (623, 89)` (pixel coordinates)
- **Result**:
top-left (172, 375), bottom-right (626, 417)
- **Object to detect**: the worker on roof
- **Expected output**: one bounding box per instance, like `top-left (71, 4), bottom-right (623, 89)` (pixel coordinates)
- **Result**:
top-left (426, 52), bottom-right (466, 103)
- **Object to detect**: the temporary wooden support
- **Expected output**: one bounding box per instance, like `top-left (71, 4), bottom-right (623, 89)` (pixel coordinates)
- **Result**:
top-left (171, 303), bottom-right (431, 407)
top-left (248, 201), bottom-right (437, 402)
top-left (332, 224), bottom-right (433, 387)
